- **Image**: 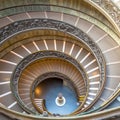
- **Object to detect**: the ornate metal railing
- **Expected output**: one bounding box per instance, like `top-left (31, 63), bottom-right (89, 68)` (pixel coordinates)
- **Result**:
top-left (0, 18), bottom-right (105, 114)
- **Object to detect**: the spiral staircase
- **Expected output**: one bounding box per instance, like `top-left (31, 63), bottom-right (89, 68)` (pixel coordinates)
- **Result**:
top-left (0, 0), bottom-right (120, 120)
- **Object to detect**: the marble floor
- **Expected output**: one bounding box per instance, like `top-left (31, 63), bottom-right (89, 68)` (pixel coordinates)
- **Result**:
top-left (36, 78), bottom-right (79, 115)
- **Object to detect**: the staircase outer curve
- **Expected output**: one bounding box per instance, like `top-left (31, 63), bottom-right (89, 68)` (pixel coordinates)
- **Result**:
top-left (0, 0), bottom-right (120, 120)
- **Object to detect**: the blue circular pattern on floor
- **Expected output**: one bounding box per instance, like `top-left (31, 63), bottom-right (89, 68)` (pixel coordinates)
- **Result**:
top-left (43, 79), bottom-right (79, 115)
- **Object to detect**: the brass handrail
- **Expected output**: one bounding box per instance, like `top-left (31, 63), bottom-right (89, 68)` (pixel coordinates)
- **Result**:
top-left (1, 104), bottom-right (120, 120)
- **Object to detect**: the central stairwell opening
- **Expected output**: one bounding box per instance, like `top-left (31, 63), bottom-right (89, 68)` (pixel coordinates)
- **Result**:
top-left (33, 77), bottom-right (79, 115)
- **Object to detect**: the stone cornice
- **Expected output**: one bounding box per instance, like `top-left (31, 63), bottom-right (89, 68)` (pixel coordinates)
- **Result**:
top-left (86, 0), bottom-right (120, 33)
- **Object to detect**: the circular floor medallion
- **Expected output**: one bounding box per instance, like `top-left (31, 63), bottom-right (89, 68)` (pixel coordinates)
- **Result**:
top-left (55, 93), bottom-right (66, 106)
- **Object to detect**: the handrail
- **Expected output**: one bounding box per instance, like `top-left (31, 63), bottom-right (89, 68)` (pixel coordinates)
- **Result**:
top-left (0, 3), bottom-right (119, 43)
top-left (0, 3), bottom-right (115, 36)
top-left (78, 88), bottom-right (120, 115)
top-left (32, 98), bottom-right (43, 114)
top-left (0, 4), bottom-right (91, 18)
top-left (1, 18), bottom-right (105, 115)
top-left (42, 99), bottom-right (52, 116)
top-left (0, 104), bottom-right (120, 120)
top-left (0, 2), bottom-right (118, 116)
top-left (101, 88), bottom-right (120, 108)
